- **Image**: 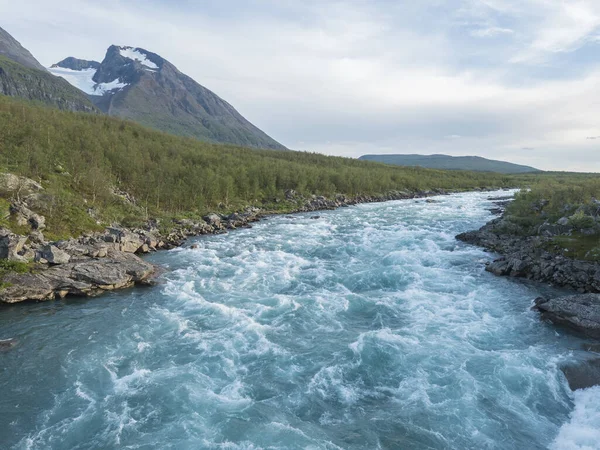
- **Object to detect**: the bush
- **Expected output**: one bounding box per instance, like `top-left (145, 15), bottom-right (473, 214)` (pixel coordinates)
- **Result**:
top-left (568, 210), bottom-right (596, 230)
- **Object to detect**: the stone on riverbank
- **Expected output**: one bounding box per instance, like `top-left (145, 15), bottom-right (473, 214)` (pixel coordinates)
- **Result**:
top-left (534, 294), bottom-right (600, 338)
top-left (561, 359), bottom-right (600, 391)
top-left (0, 251), bottom-right (155, 304)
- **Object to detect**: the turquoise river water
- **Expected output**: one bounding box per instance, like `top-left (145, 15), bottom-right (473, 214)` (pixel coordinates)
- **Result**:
top-left (1, 191), bottom-right (600, 449)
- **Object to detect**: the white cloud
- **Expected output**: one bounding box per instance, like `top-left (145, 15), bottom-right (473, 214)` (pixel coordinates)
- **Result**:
top-left (471, 27), bottom-right (514, 38)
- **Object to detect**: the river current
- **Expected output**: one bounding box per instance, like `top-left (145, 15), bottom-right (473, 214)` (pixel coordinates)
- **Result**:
top-left (1, 191), bottom-right (599, 449)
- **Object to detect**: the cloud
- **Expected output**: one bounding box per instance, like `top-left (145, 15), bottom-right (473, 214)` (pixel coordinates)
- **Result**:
top-left (470, 27), bottom-right (514, 38)
top-left (0, 0), bottom-right (599, 172)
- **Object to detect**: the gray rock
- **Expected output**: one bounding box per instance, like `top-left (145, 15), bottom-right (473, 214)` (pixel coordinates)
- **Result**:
top-left (0, 252), bottom-right (155, 303)
top-left (28, 230), bottom-right (46, 245)
top-left (10, 202), bottom-right (46, 230)
top-left (0, 173), bottom-right (43, 197)
top-left (486, 259), bottom-right (510, 276)
top-left (561, 359), bottom-right (600, 390)
top-left (0, 338), bottom-right (18, 352)
top-left (39, 245), bottom-right (71, 265)
top-left (534, 294), bottom-right (600, 338)
top-left (538, 222), bottom-right (566, 237)
top-left (105, 227), bottom-right (144, 253)
top-left (0, 228), bottom-right (27, 261)
top-left (203, 214), bottom-right (222, 228)
top-left (557, 217), bottom-right (570, 226)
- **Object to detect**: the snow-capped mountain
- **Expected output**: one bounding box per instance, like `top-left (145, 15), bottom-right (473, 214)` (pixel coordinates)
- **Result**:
top-left (50, 45), bottom-right (286, 150)
top-left (49, 47), bottom-right (157, 96)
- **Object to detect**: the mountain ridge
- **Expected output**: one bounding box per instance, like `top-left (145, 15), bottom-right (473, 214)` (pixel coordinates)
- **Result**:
top-left (50, 45), bottom-right (286, 150)
top-left (359, 154), bottom-right (541, 174)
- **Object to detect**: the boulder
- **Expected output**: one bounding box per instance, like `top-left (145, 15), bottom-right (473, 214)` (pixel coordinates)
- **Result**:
top-left (0, 252), bottom-right (155, 303)
top-left (39, 244), bottom-right (71, 265)
top-left (203, 214), bottom-right (222, 228)
top-left (0, 228), bottom-right (27, 261)
top-left (0, 338), bottom-right (18, 352)
top-left (105, 227), bottom-right (144, 253)
top-left (0, 273), bottom-right (56, 302)
top-left (534, 294), bottom-right (600, 338)
top-left (561, 359), bottom-right (600, 390)
top-left (28, 230), bottom-right (46, 245)
top-left (0, 173), bottom-right (43, 198)
top-left (486, 259), bottom-right (511, 276)
top-left (10, 202), bottom-right (46, 230)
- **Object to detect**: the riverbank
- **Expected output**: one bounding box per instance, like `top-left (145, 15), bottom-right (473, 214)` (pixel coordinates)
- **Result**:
top-left (457, 197), bottom-right (600, 395)
top-left (0, 187), bottom-right (478, 304)
top-left (457, 216), bottom-right (600, 294)
top-left (457, 199), bottom-right (600, 337)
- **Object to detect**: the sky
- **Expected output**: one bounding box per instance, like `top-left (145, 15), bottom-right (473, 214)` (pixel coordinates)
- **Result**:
top-left (2, 0), bottom-right (600, 172)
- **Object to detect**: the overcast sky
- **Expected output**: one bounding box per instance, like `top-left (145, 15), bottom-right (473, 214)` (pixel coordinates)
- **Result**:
top-left (2, 0), bottom-right (600, 171)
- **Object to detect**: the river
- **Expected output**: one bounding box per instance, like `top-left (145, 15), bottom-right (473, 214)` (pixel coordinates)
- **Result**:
top-left (1, 190), bottom-right (599, 449)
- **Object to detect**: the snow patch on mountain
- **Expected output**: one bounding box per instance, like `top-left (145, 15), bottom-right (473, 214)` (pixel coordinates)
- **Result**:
top-left (48, 67), bottom-right (97, 95)
top-left (49, 66), bottom-right (128, 96)
top-left (119, 47), bottom-right (158, 69)
top-left (96, 79), bottom-right (128, 94)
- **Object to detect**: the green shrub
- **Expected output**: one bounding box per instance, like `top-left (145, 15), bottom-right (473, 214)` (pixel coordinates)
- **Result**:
top-left (568, 210), bottom-right (596, 230)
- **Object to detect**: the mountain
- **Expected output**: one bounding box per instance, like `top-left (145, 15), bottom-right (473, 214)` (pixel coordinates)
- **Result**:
top-left (358, 154), bottom-right (541, 174)
top-left (0, 26), bottom-right (96, 112)
top-left (50, 45), bottom-right (286, 150)
top-left (0, 26), bottom-right (45, 71)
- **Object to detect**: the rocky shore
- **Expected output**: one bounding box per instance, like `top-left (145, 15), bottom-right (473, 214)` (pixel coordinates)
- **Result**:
top-left (0, 187), bottom-right (459, 304)
top-left (457, 196), bottom-right (600, 388)
top-left (457, 217), bottom-right (600, 294)
top-left (457, 197), bottom-right (600, 335)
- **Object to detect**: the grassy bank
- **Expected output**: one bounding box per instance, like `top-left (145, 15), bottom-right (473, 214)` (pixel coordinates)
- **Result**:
top-left (505, 176), bottom-right (600, 261)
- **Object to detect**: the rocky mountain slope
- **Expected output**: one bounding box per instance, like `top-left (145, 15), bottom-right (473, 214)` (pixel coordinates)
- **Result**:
top-left (0, 26), bottom-right (97, 112)
top-left (359, 154), bottom-right (540, 174)
top-left (50, 45), bottom-right (286, 150)
top-left (0, 26), bottom-right (45, 71)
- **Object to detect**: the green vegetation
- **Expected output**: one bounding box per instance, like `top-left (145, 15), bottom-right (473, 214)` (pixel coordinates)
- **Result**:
top-left (0, 95), bottom-right (522, 238)
top-left (359, 154), bottom-right (540, 174)
top-left (0, 56), bottom-right (96, 112)
top-left (544, 234), bottom-right (600, 262)
top-left (505, 176), bottom-right (600, 260)
top-left (507, 176), bottom-right (600, 226)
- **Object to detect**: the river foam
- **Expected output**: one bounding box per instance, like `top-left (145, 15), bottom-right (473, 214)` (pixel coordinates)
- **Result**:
top-left (0, 190), bottom-right (596, 449)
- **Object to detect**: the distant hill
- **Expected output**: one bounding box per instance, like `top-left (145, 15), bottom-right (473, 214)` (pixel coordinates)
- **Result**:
top-left (50, 45), bottom-right (286, 150)
top-left (358, 154), bottom-right (541, 174)
top-left (0, 26), bottom-right (97, 112)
